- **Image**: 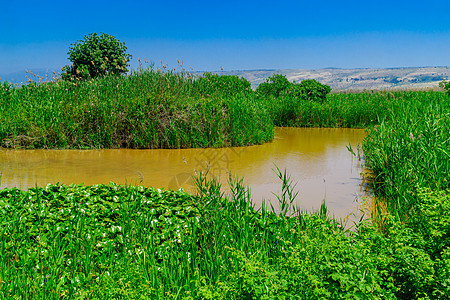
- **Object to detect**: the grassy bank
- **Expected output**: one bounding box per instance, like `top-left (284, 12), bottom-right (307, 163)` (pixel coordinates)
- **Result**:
top-left (0, 70), bottom-right (273, 149)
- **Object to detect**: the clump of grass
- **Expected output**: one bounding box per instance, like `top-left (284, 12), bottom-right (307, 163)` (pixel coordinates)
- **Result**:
top-left (362, 91), bottom-right (450, 220)
top-left (0, 69), bottom-right (273, 149)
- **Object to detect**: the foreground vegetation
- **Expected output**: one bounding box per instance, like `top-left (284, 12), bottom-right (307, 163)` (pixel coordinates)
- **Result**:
top-left (0, 174), bottom-right (449, 299)
top-left (1, 70), bottom-right (449, 298)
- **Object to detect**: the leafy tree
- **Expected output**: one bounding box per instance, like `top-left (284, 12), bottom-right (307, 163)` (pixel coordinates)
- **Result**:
top-left (297, 79), bottom-right (331, 103)
top-left (62, 32), bottom-right (132, 80)
top-left (256, 74), bottom-right (293, 98)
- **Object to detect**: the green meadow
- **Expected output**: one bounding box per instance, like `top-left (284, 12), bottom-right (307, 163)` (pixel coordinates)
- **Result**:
top-left (0, 70), bottom-right (449, 299)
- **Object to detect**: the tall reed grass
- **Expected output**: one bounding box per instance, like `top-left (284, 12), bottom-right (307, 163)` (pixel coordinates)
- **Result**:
top-left (0, 69), bottom-right (272, 149)
top-left (3, 69), bottom-right (444, 150)
top-left (263, 91), bottom-right (411, 128)
top-left (362, 91), bottom-right (450, 221)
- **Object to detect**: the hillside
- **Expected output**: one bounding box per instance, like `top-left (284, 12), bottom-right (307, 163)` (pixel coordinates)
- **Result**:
top-left (212, 66), bottom-right (450, 91)
top-left (2, 66), bottom-right (449, 92)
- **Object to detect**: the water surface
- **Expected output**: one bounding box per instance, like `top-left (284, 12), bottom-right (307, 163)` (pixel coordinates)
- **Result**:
top-left (0, 128), bottom-right (368, 223)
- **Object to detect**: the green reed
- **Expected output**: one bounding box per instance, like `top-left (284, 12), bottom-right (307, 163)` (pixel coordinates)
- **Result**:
top-left (362, 91), bottom-right (450, 220)
top-left (261, 89), bottom-right (449, 225)
top-left (262, 91), bottom-right (406, 128)
top-left (2, 69), bottom-right (442, 150)
top-left (0, 69), bottom-right (273, 149)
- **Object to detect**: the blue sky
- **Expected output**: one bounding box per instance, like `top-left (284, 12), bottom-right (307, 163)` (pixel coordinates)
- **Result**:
top-left (1, 0), bottom-right (449, 77)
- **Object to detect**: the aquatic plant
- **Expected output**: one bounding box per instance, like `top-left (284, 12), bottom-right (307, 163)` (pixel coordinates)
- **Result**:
top-left (0, 173), bottom-right (448, 298)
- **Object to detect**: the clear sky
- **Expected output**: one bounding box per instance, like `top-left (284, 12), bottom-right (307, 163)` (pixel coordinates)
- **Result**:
top-left (1, 0), bottom-right (449, 76)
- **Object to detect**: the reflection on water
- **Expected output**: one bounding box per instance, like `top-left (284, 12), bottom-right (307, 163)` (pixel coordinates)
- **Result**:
top-left (0, 128), bottom-right (370, 224)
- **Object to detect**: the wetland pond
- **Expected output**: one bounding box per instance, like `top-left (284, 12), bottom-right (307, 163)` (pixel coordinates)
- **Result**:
top-left (0, 128), bottom-right (369, 224)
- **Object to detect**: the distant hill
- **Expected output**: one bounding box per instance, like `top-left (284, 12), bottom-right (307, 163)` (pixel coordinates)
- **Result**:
top-left (2, 66), bottom-right (449, 91)
top-left (210, 67), bottom-right (450, 91)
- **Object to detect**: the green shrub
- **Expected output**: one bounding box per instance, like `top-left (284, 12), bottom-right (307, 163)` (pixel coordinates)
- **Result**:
top-left (62, 32), bottom-right (132, 80)
top-left (256, 74), bottom-right (294, 98)
top-left (297, 79), bottom-right (332, 103)
top-left (407, 189), bottom-right (450, 259)
top-left (257, 74), bottom-right (331, 104)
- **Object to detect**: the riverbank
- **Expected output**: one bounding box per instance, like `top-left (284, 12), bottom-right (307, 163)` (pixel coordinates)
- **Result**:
top-left (0, 70), bottom-right (273, 149)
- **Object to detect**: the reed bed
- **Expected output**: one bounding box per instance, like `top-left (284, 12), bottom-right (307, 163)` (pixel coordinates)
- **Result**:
top-left (1, 68), bottom-right (439, 150)
top-left (0, 70), bottom-right (272, 149)
top-left (263, 91), bottom-right (418, 128)
top-left (362, 91), bottom-right (450, 220)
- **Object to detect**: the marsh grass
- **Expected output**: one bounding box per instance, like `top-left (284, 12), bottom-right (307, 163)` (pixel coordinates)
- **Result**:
top-left (264, 91), bottom-right (409, 128)
top-left (0, 69), bottom-right (272, 149)
top-left (362, 91), bottom-right (450, 221)
top-left (4, 69), bottom-right (444, 150)
top-left (3, 69), bottom-right (445, 151)
top-left (264, 88), bottom-right (449, 227)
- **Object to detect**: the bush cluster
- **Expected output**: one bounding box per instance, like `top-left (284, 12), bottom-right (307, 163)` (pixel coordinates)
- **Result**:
top-left (256, 73), bottom-right (331, 103)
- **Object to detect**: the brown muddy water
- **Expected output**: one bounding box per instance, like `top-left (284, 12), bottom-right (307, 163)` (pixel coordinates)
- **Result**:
top-left (0, 128), bottom-right (370, 224)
